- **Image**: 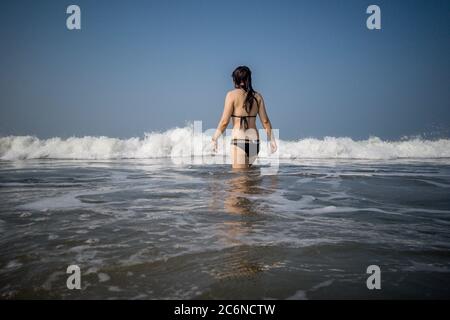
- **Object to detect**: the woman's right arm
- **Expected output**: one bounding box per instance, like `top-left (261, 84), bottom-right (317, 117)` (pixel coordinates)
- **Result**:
top-left (258, 94), bottom-right (277, 153)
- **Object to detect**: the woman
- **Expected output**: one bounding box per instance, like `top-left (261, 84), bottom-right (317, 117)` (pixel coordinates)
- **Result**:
top-left (212, 66), bottom-right (277, 169)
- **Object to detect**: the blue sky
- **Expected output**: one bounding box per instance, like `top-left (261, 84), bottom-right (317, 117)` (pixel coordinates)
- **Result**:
top-left (0, 0), bottom-right (449, 140)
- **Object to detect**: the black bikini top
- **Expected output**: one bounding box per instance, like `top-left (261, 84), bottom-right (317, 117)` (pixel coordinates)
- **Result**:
top-left (231, 90), bottom-right (260, 129)
top-left (231, 103), bottom-right (258, 130)
top-left (231, 114), bottom-right (256, 129)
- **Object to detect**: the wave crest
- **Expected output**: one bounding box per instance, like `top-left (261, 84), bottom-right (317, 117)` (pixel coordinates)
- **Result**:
top-left (1, 127), bottom-right (450, 160)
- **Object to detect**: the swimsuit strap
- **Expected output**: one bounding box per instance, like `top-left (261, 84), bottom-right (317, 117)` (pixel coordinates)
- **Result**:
top-left (231, 101), bottom-right (259, 129)
top-left (231, 114), bottom-right (257, 129)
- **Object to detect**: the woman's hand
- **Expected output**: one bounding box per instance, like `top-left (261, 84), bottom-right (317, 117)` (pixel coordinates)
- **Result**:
top-left (211, 138), bottom-right (218, 153)
top-left (270, 139), bottom-right (277, 154)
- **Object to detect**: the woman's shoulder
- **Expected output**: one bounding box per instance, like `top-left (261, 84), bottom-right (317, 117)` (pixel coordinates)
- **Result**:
top-left (228, 88), bottom-right (263, 96)
top-left (254, 91), bottom-right (263, 99)
top-left (227, 89), bottom-right (264, 104)
top-left (254, 91), bottom-right (264, 104)
top-left (227, 88), bottom-right (242, 96)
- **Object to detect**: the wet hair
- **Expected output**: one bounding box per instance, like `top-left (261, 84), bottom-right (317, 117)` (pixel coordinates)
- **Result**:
top-left (232, 66), bottom-right (259, 113)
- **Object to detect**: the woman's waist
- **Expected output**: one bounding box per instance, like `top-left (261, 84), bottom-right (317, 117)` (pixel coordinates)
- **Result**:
top-left (231, 127), bottom-right (259, 139)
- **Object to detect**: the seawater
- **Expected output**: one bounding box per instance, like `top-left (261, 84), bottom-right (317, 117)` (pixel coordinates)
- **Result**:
top-left (0, 158), bottom-right (449, 299)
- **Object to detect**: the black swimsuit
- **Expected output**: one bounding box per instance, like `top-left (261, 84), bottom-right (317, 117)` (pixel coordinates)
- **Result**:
top-left (231, 114), bottom-right (260, 158)
top-left (231, 138), bottom-right (260, 158)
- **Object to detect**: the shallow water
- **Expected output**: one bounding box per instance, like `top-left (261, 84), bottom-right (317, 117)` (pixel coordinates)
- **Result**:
top-left (0, 158), bottom-right (450, 299)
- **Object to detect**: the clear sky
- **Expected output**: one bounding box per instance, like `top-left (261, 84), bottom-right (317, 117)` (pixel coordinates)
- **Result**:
top-left (0, 0), bottom-right (449, 140)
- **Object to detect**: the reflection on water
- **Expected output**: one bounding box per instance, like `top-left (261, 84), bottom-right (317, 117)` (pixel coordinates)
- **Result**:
top-left (223, 167), bottom-right (279, 215)
top-left (225, 168), bottom-right (263, 215)
top-left (207, 168), bottom-right (280, 282)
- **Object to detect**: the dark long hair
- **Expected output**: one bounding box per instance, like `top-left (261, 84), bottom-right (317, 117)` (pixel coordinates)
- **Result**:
top-left (232, 66), bottom-right (258, 113)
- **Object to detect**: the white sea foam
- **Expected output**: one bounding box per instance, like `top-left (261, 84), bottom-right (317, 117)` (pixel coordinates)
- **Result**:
top-left (1, 126), bottom-right (450, 160)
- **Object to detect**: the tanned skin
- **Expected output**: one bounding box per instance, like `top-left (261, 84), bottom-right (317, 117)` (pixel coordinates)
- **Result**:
top-left (212, 88), bottom-right (277, 169)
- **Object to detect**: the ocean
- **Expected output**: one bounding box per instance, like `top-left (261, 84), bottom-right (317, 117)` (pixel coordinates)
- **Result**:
top-left (0, 128), bottom-right (450, 299)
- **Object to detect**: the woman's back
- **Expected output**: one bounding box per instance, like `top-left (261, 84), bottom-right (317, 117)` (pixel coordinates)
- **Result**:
top-left (230, 88), bottom-right (261, 140)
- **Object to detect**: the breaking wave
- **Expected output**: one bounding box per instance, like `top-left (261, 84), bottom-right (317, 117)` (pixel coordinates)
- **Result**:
top-left (1, 126), bottom-right (450, 160)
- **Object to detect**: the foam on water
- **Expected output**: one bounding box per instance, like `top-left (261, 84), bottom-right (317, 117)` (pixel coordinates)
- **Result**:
top-left (0, 158), bottom-right (449, 299)
top-left (1, 126), bottom-right (450, 160)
